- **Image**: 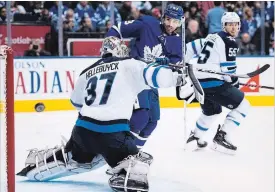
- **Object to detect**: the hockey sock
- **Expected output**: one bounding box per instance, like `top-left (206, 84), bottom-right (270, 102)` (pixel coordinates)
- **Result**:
top-left (221, 98), bottom-right (250, 140)
top-left (133, 121), bottom-right (157, 149)
top-left (130, 109), bottom-right (149, 134)
top-left (195, 113), bottom-right (220, 138)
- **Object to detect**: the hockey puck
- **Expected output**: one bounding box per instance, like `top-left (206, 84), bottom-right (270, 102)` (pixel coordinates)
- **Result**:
top-left (35, 103), bottom-right (45, 112)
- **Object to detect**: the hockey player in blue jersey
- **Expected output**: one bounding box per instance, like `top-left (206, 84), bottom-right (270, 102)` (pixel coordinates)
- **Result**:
top-left (106, 3), bottom-right (184, 150)
top-left (17, 36), bottom-right (195, 192)
top-left (185, 12), bottom-right (250, 155)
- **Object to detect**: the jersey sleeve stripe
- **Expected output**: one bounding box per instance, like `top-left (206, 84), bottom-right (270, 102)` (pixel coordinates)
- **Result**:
top-left (191, 40), bottom-right (198, 56)
top-left (220, 62), bottom-right (236, 67)
top-left (143, 63), bottom-right (156, 85)
top-left (200, 81), bottom-right (224, 88)
top-left (225, 69), bottom-right (236, 74)
top-left (152, 65), bottom-right (170, 88)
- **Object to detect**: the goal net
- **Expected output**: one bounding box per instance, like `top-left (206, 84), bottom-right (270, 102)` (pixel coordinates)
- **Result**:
top-left (0, 45), bottom-right (15, 192)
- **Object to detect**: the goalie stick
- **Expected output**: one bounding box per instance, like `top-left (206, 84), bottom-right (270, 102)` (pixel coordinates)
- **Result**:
top-left (240, 82), bottom-right (274, 90)
top-left (169, 63), bottom-right (270, 78)
top-left (187, 64), bottom-right (204, 104)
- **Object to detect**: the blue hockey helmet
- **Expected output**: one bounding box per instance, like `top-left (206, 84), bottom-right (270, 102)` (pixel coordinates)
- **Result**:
top-left (163, 4), bottom-right (184, 20)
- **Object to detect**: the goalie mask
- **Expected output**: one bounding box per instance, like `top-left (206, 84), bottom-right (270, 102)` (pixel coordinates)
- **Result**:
top-left (100, 36), bottom-right (123, 58)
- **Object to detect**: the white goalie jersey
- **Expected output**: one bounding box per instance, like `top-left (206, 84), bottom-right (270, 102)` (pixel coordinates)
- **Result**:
top-left (70, 57), bottom-right (179, 131)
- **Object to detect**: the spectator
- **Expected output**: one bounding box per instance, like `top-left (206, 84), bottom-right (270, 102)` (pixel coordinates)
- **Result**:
top-left (63, 9), bottom-right (79, 32)
top-left (241, 7), bottom-right (258, 38)
top-left (188, 2), bottom-right (205, 36)
top-left (265, 1), bottom-right (274, 22)
top-left (31, 1), bottom-right (43, 18)
top-left (131, 1), bottom-right (152, 11)
top-left (197, 1), bottom-right (214, 23)
top-left (93, 2), bottom-right (121, 29)
top-left (189, 2), bottom-right (201, 22)
top-left (77, 16), bottom-right (96, 32)
top-left (238, 33), bottom-right (256, 55)
top-left (186, 19), bottom-right (202, 43)
top-left (49, 1), bottom-right (68, 17)
top-left (151, 7), bottom-right (161, 20)
top-left (0, 7), bottom-right (6, 22)
top-left (224, 2), bottom-right (236, 12)
top-left (119, 1), bottom-right (132, 20)
top-left (253, 2), bottom-right (261, 27)
top-left (24, 39), bottom-right (51, 57)
top-left (74, 1), bottom-right (95, 23)
top-left (270, 32), bottom-right (274, 56)
top-left (205, 1), bottom-right (225, 34)
top-left (39, 8), bottom-right (51, 23)
top-left (251, 21), bottom-right (273, 55)
top-left (269, 18), bottom-right (274, 55)
top-left (10, 1), bottom-right (26, 14)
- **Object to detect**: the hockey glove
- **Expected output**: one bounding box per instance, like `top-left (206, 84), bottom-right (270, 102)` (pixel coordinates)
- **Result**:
top-left (230, 77), bottom-right (239, 88)
top-left (223, 76), bottom-right (239, 88)
top-left (176, 76), bottom-right (195, 104)
top-left (155, 57), bottom-right (170, 65)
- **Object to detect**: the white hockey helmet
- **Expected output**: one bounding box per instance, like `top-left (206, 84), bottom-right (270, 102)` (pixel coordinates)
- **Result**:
top-left (100, 36), bottom-right (123, 57)
top-left (221, 12), bottom-right (241, 31)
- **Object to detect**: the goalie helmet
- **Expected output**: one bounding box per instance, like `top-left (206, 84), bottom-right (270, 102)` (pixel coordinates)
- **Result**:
top-left (100, 36), bottom-right (123, 58)
top-left (221, 12), bottom-right (241, 31)
top-left (121, 44), bottom-right (130, 57)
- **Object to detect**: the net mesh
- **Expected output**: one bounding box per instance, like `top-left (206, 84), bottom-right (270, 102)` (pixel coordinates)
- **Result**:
top-left (0, 45), bottom-right (11, 192)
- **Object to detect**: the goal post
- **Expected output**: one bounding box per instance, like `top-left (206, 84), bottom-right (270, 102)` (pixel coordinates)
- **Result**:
top-left (0, 45), bottom-right (15, 192)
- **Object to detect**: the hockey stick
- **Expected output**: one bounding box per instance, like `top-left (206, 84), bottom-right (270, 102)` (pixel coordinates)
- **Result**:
top-left (187, 65), bottom-right (205, 104)
top-left (240, 82), bottom-right (274, 90)
top-left (169, 64), bottom-right (270, 78)
top-left (180, 17), bottom-right (189, 151)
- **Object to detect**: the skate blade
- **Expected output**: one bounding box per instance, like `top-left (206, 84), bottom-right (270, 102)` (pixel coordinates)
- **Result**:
top-left (185, 141), bottom-right (201, 152)
top-left (211, 143), bottom-right (236, 155)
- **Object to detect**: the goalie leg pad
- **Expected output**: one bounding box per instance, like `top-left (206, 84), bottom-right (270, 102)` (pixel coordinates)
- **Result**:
top-left (109, 155), bottom-right (150, 192)
top-left (17, 145), bottom-right (106, 181)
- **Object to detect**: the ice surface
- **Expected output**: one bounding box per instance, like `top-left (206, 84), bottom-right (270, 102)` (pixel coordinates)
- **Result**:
top-left (1, 107), bottom-right (274, 192)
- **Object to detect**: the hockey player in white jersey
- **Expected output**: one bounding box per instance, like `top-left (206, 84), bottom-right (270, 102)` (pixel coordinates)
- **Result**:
top-left (185, 12), bottom-right (250, 155)
top-left (17, 36), bottom-right (195, 192)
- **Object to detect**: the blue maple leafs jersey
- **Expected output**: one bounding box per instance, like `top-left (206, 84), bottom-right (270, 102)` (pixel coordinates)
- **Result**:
top-left (106, 15), bottom-right (182, 64)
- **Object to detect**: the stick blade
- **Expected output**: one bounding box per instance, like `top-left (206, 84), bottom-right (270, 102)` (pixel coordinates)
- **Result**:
top-left (247, 64), bottom-right (270, 77)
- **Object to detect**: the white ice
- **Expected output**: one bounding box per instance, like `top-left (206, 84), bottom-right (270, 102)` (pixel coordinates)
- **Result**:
top-left (1, 107), bottom-right (274, 192)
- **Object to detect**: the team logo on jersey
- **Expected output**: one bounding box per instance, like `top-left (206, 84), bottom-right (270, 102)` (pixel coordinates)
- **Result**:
top-left (226, 36), bottom-right (236, 41)
top-left (143, 44), bottom-right (164, 62)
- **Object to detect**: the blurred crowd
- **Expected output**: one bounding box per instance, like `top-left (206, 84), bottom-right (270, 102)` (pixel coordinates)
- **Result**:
top-left (0, 1), bottom-right (274, 56)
